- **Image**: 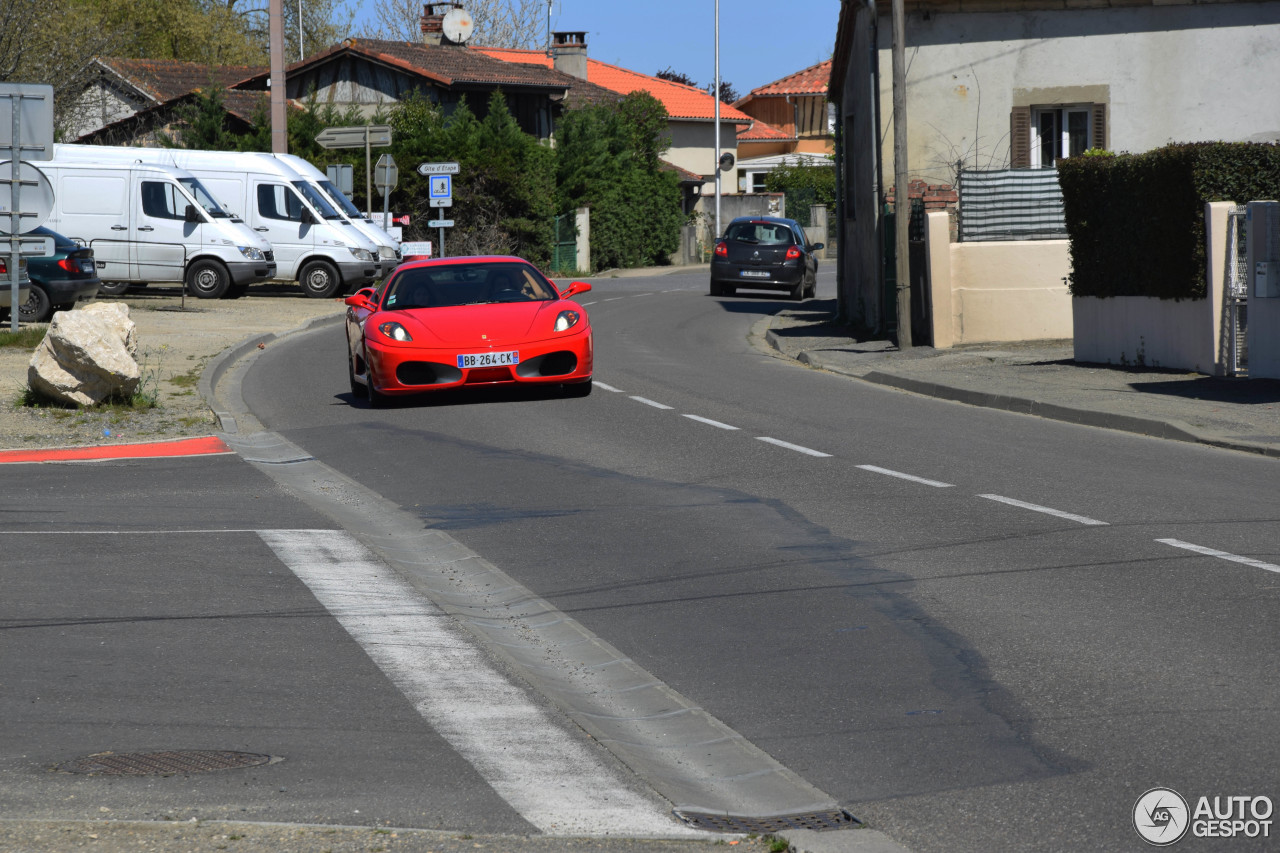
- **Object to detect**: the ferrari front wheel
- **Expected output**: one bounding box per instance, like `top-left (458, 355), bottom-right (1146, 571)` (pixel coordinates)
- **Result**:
top-left (348, 355), bottom-right (367, 400)
top-left (562, 378), bottom-right (593, 398)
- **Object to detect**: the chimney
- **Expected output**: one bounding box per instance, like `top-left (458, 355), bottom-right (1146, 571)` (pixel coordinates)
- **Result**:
top-left (551, 31), bottom-right (588, 80)
top-left (421, 2), bottom-right (460, 46)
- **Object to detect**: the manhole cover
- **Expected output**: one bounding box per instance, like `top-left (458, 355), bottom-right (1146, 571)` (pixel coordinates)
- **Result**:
top-left (673, 808), bottom-right (861, 833)
top-left (58, 750), bottom-right (275, 776)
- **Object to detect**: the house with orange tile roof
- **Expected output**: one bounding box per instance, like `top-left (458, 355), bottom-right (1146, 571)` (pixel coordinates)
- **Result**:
top-left (475, 32), bottom-right (753, 196)
top-left (732, 60), bottom-right (834, 193)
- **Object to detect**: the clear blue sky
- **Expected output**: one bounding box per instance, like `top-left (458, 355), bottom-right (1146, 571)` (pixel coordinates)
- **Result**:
top-left (545, 1), bottom-right (840, 95)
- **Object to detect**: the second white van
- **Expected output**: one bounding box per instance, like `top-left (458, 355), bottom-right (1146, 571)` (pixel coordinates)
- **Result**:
top-left (53, 145), bottom-right (381, 298)
top-left (37, 160), bottom-right (276, 299)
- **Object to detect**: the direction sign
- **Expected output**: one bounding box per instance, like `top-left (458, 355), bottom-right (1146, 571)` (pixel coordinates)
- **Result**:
top-left (315, 124), bottom-right (392, 150)
top-left (0, 84), bottom-right (54, 161)
top-left (428, 219), bottom-right (454, 228)
top-left (417, 161), bottom-right (460, 176)
top-left (429, 198), bottom-right (452, 208)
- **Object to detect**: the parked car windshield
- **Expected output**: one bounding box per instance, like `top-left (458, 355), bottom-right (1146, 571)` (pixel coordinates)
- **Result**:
top-left (177, 178), bottom-right (234, 219)
top-left (292, 181), bottom-right (345, 220)
top-left (317, 180), bottom-right (366, 219)
top-left (725, 221), bottom-right (795, 245)
top-left (383, 262), bottom-right (559, 309)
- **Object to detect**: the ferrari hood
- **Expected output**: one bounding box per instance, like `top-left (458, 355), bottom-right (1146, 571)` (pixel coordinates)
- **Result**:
top-left (399, 301), bottom-right (564, 345)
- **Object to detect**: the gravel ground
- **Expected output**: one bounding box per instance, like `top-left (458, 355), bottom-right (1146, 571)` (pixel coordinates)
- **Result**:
top-left (0, 286), bottom-right (344, 451)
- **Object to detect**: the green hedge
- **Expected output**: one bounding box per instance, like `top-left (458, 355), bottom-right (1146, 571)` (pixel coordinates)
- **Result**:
top-left (1057, 143), bottom-right (1280, 300)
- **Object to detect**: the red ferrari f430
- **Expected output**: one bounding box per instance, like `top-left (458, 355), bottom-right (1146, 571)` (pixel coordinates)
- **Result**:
top-left (345, 255), bottom-right (593, 406)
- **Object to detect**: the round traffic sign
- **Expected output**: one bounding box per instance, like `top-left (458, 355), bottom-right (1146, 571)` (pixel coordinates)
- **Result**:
top-left (0, 160), bottom-right (54, 234)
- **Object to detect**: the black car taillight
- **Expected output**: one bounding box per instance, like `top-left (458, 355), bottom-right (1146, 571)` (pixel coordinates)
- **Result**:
top-left (785, 245), bottom-right (802, 260)
top-left (715, 241), bottom-right (728, 257)
top-left (57, 258), bottom-right (78, 273)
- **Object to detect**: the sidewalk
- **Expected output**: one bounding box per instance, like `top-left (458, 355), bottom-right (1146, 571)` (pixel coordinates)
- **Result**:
top-left (756, 298), bottom-right (1280, 458)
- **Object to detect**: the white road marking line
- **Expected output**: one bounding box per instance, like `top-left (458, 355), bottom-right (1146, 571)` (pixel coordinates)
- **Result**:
top-left (631, 292), bottom-right (653, 297)
top-left (857, 465), bottom-right (954, 488)
top-left (580, 301), bottom-right (596, 306)
top-left (594, 381), bottom-right (624, 393)
top-left (978, 494), bottom-right (1109, 526)
top-left (682, 414), bottom-right (739, 430)
top-left (604, 297), bottom-right (628, 302)
top-left (630, 396), bottom-right (674, 410)
top-left (755, 437), bottom-right (832, 458)
top-left (258, 529), bottom-right (688, 837)
top-left (1156, 538), bottom-right (1280, 574)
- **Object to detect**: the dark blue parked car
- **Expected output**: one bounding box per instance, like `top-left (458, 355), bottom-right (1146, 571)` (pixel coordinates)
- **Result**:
top-left (20, 226), bottom-right (100, 323)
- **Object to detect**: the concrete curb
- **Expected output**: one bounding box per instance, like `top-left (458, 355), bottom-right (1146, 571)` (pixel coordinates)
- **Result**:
top-left (199, 313), bottom-right (344, 434)
top-left (763, 326), bottom-right (1280, 460)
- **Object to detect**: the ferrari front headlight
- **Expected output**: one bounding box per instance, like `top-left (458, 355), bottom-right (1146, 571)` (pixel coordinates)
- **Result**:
top-left (378, 321), bottom-right (413, 342)
top-left (554, 309), bottom-right (581, 332)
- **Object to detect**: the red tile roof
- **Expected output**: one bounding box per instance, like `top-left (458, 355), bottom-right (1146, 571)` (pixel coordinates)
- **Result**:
top-left (94, 58), bottom-right (266, 104)
top-left (473, 47), bottom-right (751, 123)
top-left (737, 119), bottom-right (793, 142)
top-left (740, 60), bottom-right (832, 100)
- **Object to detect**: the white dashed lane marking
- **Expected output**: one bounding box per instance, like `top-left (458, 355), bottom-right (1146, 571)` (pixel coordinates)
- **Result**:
top-left (755, 437), bottom-right (833, 458)
top-left (630, 396), bottom-right (674, 410)
top-left (979, 494), bottom-right (1109, 526)
top-left (1157, 538), bottom-right (1280, 574)
top-left (857, 465), bottom-right (954, 488)
top-left (682, 414), bottom-right (739, 430)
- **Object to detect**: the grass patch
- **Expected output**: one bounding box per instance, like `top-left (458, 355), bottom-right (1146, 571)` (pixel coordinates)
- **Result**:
top-left (0, 326), bottom-right (46, 349)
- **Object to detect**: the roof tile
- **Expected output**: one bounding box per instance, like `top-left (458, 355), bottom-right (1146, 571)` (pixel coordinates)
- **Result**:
top-left (742, 59), bottom-right (832, 99)
top-left (474, 47), bottom-right (751, 122)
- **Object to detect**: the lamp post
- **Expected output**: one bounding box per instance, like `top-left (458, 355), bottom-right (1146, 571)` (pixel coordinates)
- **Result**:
top-left (714, 0), bottom-right (721, 242)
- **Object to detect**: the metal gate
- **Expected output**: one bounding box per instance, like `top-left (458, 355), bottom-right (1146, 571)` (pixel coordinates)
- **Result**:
top-left (550, 214), bottom-right (577, 274)
top-left (1225, 205), bottom-right (1249, 376)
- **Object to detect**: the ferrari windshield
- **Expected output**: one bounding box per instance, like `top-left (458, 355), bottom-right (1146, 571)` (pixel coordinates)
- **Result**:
top-left (383, 262), bottom-right (558, 309)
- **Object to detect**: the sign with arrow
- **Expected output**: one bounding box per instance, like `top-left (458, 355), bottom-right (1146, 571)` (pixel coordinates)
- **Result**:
top-left (316, 125), bottom-right (392, 150)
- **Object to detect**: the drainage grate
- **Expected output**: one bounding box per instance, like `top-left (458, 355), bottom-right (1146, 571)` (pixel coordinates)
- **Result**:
top-left (673, 808), bottom-right (861, 834)
top-left (58, 750), bottom-right (275, 776)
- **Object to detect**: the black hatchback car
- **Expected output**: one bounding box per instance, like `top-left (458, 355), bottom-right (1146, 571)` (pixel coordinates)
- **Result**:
top-left (710, 216), bottom-right (824, 300)
top-left (20, 226), bottom-right (100, 323)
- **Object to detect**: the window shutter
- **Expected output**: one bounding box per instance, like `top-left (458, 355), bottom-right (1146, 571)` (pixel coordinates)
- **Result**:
top-left (1010, 106), bottom-right (1030, 168)
top-left (1091, 102), bottom-right (1108, 151)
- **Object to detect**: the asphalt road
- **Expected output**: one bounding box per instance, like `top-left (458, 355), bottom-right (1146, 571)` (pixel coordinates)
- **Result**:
top-left (234, 268), bottom-right (1280, 852)
top-left (6, 268), bottom-right (1277, 853)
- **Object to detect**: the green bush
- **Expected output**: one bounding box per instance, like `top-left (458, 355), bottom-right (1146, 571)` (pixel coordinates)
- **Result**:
top-left (1058, 142), bottom-right (1280, 299)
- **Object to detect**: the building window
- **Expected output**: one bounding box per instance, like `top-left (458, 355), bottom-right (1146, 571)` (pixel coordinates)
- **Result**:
top-left (1010, 103), bottom-right (1107, 169)
top-left (1031, 106), bottom-right (1091, 167)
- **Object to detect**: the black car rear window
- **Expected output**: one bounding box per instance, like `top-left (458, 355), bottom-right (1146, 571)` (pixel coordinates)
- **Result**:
top-left (725, 222), bottom-right (794, 245)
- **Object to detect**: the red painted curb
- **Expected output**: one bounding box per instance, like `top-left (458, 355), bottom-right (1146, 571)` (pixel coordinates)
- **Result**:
top-left (0, 435), bottom-right (233, 464)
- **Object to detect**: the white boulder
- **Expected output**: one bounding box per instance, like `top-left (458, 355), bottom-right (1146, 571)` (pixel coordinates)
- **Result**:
top-left (28, 303), bottom-right (141, 406)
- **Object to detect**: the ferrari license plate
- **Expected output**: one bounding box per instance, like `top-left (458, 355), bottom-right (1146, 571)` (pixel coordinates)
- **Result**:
top-left (740, 270), bottom-right (770, 278)
top-left (458, 350), bottom-right (519, 368)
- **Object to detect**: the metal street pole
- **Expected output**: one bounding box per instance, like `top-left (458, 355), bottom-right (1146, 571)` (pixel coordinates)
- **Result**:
top-left (892, 0), bottom-right (912, 349)
top-left (713, 0), bottom-right (721, 243)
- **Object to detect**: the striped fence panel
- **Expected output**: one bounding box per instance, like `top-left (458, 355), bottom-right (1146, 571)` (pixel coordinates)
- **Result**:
top-left (958, 168), bottom-right (1066, 242)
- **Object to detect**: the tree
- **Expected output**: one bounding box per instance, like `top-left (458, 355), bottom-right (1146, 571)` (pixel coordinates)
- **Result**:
top-left (655, 67), bottom-right (739, 105)
top-left (359, 0), bottom-right (546, 48)
top-left (555, 91), bottom-right (682, 271)
top-left (763, 157), bottom-right (835, 227)
top-left (1, 0), bottom-right (134, 139)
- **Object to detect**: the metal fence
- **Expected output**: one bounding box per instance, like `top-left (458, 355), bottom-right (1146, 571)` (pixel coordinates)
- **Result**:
top-left (958, 168), bottom-right (1067, 242)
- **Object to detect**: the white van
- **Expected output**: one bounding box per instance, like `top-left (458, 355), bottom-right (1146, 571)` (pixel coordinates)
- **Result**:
top-left (52, 145), bottom-right (381, 298)
top-left (37, 160), bottom-right (276, 299)
top-left (267, 152), bottom-right (401, 274)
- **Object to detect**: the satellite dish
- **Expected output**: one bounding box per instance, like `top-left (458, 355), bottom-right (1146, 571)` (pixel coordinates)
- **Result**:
top-left (442, 8), bottom-right (475, 44)
top-left (0, 160), bottom-right (54, 235)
